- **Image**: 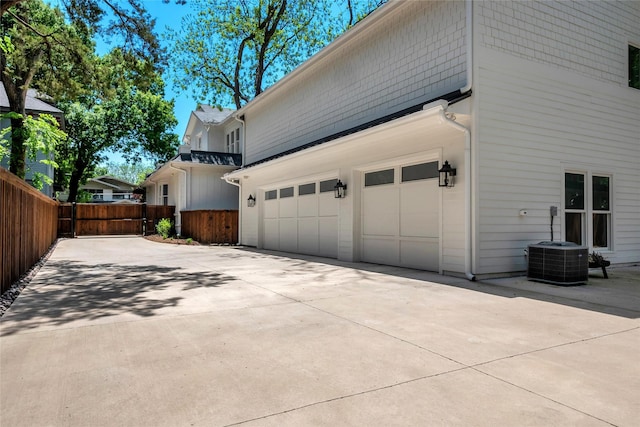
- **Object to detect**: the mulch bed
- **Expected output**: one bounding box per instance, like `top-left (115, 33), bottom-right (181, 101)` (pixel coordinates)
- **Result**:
top-left (143, 234), bottom-right (201, 245)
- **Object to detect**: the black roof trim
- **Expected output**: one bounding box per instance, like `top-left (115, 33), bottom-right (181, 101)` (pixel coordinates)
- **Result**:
top-left (176, 151), bottom-right (242, 166)
top-left (243, 89), bottom-right (471, 169)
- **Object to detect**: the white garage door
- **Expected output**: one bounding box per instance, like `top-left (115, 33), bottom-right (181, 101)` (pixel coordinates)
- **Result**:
top-left (362, 161), bottom-right (440, 271)
top-left (263, 179), bottom-right (339, 258)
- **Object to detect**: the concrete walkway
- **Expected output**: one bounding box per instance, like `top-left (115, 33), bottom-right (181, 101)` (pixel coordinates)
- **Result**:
top-left (1, 237), bottom-right (638, 426)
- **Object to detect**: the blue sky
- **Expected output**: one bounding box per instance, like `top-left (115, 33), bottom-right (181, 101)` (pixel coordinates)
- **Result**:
top-left (47, 0), bottom-right (197, 140)
top-left (109, 1), bottom-right (195, 140)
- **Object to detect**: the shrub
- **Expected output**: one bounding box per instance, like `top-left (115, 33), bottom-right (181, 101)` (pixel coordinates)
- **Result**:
top-left (186, 238), bottom-right (193, 245)
top-left (156, 218), bottom-right (173, 239)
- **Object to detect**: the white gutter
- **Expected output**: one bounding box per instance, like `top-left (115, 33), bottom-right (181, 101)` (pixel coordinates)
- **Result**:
top-left (223, 175), bottom-right (242, 245)
top-left (168, 163), bottom-right (187, 237)
top-left (440, 107), bottom-right (475, 281)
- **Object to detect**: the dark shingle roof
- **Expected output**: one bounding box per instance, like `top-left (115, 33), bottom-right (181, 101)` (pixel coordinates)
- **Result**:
top-left (0, 84), bottom-right (62, 114)
top-left (177, 151), bottom-right (242, 167)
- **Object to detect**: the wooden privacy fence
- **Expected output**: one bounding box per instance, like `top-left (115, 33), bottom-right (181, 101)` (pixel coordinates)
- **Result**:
top-left (58, 203), bottom-right (175, 237)
top-left (1, 168), bottom-right (58, 294)
top-left (181, 210), bottom-right (238, 244)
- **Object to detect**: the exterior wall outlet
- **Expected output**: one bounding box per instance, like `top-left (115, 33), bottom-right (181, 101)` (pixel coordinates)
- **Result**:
top-left (519, 209), bottom-right (528, 216)
top-left (550, 206), bottom-right (558, 216)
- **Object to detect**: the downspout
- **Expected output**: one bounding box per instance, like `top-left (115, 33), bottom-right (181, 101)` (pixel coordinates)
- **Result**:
top-left (145, 175), bottom-right (157, 204)
top-left (441, 109), bottom-right (475, 281)
top-left (169, 163), bottom-right (187, 237)
top-left (449, 0), bottom-right (474, 281)
top-left (223, 175), bottom-right (242, 244)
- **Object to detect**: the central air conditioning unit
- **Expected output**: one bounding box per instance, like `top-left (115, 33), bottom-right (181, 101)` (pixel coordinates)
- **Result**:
top-left (527, 241), bottom-right (588, 285)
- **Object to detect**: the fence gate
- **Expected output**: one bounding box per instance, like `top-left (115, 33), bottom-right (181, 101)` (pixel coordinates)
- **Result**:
top-left (58, 204), bottom-right (175, 237)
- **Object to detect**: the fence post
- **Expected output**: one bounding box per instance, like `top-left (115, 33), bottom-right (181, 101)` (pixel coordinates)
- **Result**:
top-left (142, 203), bottom-right (147, 236)
top-left (72, 202), bottom-right (76, 238)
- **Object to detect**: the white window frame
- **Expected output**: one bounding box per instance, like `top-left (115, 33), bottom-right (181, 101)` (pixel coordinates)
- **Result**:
top-left (563, 169), bottom-right (613, 251)
top-left (161, 183), bottom-right (169, 206)
top-left (226, 127), bottom-right (241, 154)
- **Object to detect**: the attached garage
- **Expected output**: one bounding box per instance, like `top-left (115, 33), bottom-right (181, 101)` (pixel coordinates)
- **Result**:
top-left (263, 178), bottom-right (339, 258)
top-left (361, 160), bottom-right (440, 271)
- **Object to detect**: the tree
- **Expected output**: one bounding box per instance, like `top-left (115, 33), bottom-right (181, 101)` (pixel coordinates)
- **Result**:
top-left (167, 0), bottom-right (385, 109)
top-left (1, 0), bottom-right (164, 64)
top-left (1, 0), bottom-right (92, 178)
top-left (57, 72), bottom-right (178, 202)
top-left (0, 111), bottom-right (66, 189)
top-left (93, 161), bottom-right (156, 186)
top-left (1, 0), bottom-right (164, 180)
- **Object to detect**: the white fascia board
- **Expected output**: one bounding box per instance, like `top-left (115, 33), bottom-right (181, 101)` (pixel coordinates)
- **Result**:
top-left (182, 112), bottom-right (200, 143)
top-left (226, 103), bottom-right (448, 179)
top-left (233, 0), bottom-right (407, 117)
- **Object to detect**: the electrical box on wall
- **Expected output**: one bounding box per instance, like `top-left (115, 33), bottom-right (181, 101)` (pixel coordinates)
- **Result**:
top-left (550, 206), bottom-right (558, 216)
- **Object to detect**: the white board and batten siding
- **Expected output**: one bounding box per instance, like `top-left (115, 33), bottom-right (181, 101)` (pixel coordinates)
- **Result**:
top-left (474, 0), bottom-right (640, 274)
top-left (242, 0), bottom-right (467, 166)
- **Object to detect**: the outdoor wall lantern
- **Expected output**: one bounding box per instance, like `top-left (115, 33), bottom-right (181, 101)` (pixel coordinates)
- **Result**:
top-left (334, 180), bottom-right (347, 198)
top-left (438, 161), bottom-right (457, 188)
top-left (247, 194), bottom-right (256, 207)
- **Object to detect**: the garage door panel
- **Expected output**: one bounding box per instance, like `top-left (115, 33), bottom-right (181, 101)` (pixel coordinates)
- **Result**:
top-left (264, 201), bottom-right (278, 219)
top-left (319, 217), bottom-right (338, 258)
top-left (363, 187), bottom-right (398, 236)
top-left (362, 237), bottom-right (399, 265)
top-left (400, 239), bottom-right (439, 271)
top-left (298, 197), bottom-right (318, 218)
top-left (279, 198), bottom-right (297, 218)
top-left (400, 183), bottom-right (438, 237)
top-left (298, 218), bottom-right (319, 254)
top-left (279, 218), bottom-right (298, 252)
top-left (264, 218), bottom-right (279, 250)
top-left (318, 194), bottom-right (338, 217)
top-left (263, 179), bottom-right (338, 259)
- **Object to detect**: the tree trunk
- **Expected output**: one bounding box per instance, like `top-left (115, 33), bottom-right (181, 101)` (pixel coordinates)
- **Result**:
top-left (8, 113), bottom-right (27, 179)
top-left (2, 82), bottom-right (29, 179)
top-left (66, 158), bottom-right (87, 203)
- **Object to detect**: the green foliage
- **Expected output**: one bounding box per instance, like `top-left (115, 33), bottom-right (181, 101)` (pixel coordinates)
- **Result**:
top-left (1, 0), bottom-right (168, 185)
top-left (167, 0), bottom-right (385, 109)
top-left (156, 218), bottom-right (173, 239)
top-left (186, 238), bottom-right (193, 245)
top-left (76, 190), bottom-right (93, 203)
top-left (0, 112), bottom-right (66, 190)
top-left (93, 161), bottom-right (155, 185)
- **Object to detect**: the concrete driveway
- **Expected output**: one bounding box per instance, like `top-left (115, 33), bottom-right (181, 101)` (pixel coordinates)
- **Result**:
top-left (1, 237), bottom-right (639, 426)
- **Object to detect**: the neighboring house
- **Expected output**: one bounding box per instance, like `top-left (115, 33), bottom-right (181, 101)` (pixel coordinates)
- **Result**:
top-left (142, 104), bottom-right (242, 235)
top-left (76, 175), bottom-right (138, 203)
top-left (0, 83), bottom-right (65, 198)
top-left (225, 0), bottom-right (640, 278)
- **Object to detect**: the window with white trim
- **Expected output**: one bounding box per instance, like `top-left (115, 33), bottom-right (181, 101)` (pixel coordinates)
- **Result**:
top-left (564, 172), bottom-right (611, 249)
top-left (161, 184), bottom-right (169, 206)
top-left (226, 128), bottom-right (240, 153)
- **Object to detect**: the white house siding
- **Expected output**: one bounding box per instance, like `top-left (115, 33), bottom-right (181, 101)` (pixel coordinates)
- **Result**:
top-left (189, 167), bottom-right (238, 210)
top-left (237, 107), bottom-right (468, 274)
top-left (243, 0), bottom-right (467, 165)
top-left (474, 0), bottom-right (640, 275)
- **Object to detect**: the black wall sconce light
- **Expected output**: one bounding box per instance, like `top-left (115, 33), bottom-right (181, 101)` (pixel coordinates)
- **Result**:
top-left (334, 179), bottom-right (347, 198)
top-left (247, 194), bottom-right (256, 207)
top-left (438, 161), bottom-right (456, 188)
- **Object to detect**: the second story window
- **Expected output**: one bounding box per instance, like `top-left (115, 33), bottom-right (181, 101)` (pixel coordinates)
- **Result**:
top-left (226, 128), bottom-right (240, 153)
top-left (162, 184), bottom-right (169, 206)
top-left (630, 44), bottom-right (640, 89)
